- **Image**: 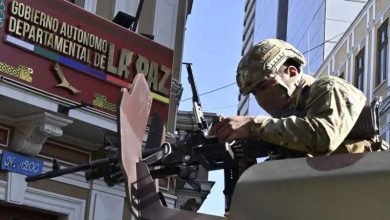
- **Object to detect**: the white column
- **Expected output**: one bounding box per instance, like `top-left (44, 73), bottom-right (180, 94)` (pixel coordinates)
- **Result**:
top-left (114, 0), bottom-right (139, 17)
top-left (84, 0), bottom-right (98, 13)
top-left (153, 0), bottom-right (179, 49)
top-left (368, 20), bottom-right (375, 101)
top-left (364, 36), bottom-right (369, 96)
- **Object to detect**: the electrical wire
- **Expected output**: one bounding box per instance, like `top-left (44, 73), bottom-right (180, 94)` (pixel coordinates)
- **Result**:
top-left (294, 0), bottom-right (326, 49)
top-left (180, 33), bottom-right (345, 104)
top-left (302, 32), bottom-right (345, 55)
top-left (204, 104), bottom-right (238, 111)
top-left (180, 82), bottom-right (236, 102)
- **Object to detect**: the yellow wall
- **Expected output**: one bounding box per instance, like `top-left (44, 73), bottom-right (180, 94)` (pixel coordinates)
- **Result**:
top-left (375, 0), bottom-right (388, 18)
top-left (335, 41), bottom-right (348, 68)
top-left (354, 14), bottom-right (367, 46)
top-left (339, 64), bottom-right (347, 80)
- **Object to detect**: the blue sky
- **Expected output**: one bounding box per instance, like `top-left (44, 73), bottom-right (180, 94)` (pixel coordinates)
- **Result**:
top-left (179, 0), bottom-right (245, 216)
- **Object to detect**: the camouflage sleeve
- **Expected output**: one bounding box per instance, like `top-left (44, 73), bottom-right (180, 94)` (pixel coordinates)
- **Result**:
top-left (250, 76), bottom-right (367, 155)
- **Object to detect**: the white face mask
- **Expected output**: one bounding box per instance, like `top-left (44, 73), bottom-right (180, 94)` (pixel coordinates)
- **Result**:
top-left (272, 70), bottom-right (303, 98)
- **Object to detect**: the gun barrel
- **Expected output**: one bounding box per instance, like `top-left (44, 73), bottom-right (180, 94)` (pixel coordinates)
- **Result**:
top-left (25, 156), bottom-right (118, 182)
top-left (183, 62), bottom-right (210, 131)
top-left (184, 63), bottom-right (201, 106)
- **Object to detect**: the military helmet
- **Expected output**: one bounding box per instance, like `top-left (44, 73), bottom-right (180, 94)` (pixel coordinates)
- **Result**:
top-left (236, 39), bottom-right (306, 95)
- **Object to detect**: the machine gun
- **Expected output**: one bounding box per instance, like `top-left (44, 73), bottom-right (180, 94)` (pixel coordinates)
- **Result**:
top-left (24, 70), bottom-right (305, 216)
top-left (25, 156), bottom-right (122, 186)
top-left (141, 63), bottom-right (307, 213)
top-left (139, 62), bottom-right (239, 212)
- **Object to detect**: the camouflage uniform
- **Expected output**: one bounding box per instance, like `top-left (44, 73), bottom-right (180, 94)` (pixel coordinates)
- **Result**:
top-left (237, 39), bottom-right (383, 156)
top-left (250, 75), bottom-right (373, 155)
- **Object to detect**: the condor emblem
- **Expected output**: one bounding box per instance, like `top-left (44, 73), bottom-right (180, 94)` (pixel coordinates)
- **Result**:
top-left (53, 62), bottom-right (81, 94)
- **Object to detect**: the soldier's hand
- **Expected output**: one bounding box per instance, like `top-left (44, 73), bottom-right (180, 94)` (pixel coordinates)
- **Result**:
top-left (209, 116), bottom-right (253, 143)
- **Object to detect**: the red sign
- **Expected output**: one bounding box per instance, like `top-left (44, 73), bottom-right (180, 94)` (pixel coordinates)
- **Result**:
top-left (0, 0), bottom-right (173, 122)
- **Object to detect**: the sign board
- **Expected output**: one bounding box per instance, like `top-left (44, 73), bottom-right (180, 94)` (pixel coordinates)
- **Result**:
top-left (1, 150), bottom-right (43, 176)
top-left (0, 0), bottom-right (173, 122)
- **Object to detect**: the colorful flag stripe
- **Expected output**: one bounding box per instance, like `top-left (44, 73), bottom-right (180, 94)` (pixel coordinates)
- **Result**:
top-left (4, 35), bottom-right (169, 104)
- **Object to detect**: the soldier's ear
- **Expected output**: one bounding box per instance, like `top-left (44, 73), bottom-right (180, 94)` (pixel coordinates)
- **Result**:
top-left (286, 66), bottom-right (298, 77)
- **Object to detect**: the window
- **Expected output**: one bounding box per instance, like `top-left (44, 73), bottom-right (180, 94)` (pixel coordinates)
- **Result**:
top-left (0, 125), bottom-right (10, 147)
top-left (376, 19), bottom-right (388, 86)
top-left (355, 48), bottom-right (365, 91)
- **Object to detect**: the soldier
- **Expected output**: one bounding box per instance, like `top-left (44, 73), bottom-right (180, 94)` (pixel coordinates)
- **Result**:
top-left (209, 38), bottom-right (386, 157)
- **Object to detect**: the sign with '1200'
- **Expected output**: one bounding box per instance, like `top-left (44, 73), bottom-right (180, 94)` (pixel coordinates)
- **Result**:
top-left (1, 151), bottom-right (43, 176)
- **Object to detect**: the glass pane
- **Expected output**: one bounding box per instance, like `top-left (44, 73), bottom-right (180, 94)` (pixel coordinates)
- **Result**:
top-left (381, 31), bottom-right (385, 43)
top-left (381, 49), bottom-right (385, 79)
top-left (383, 48), bottom-right (387, 81)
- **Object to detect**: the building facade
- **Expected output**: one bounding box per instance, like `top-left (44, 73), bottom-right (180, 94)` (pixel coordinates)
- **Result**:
top-left (73, 0), bottom-right (192, 134)
top-left (238, 0), bottom-right (367, 117)
top-left (315, 0), bottom-right (389, 141)
top-left (0, 0), bottom-right (193, 219)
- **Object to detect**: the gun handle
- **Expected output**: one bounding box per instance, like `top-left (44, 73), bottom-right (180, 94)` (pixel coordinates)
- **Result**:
top-left (223, 152), bottom-right (239, 213)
